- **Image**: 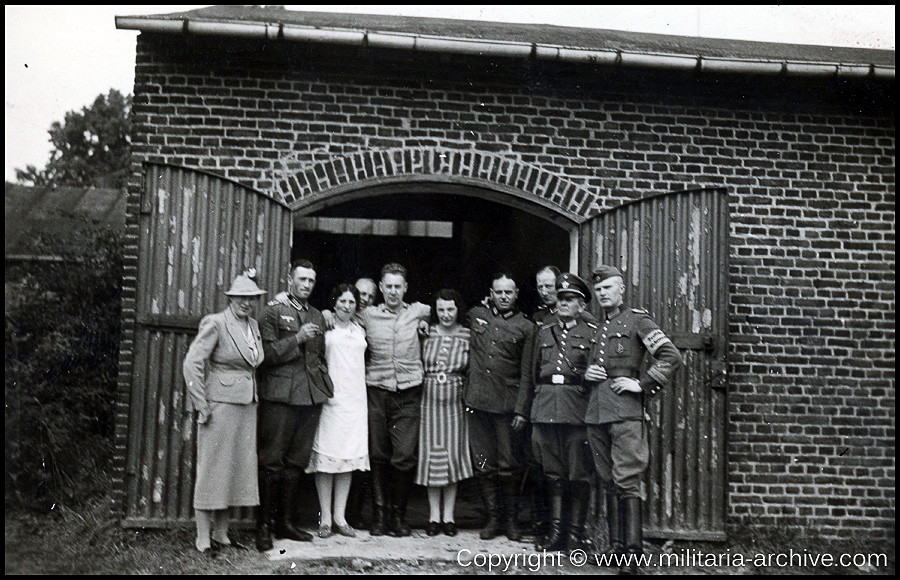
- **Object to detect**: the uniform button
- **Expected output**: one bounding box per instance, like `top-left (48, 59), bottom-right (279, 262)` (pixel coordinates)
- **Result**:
top-left (556, 367), bottom-right (562, 371)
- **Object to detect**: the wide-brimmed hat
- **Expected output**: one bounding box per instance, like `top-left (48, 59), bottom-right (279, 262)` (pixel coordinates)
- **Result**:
top-left (224, 268), bottom-right (267, 297)
top-left (555, 272), bottom-right (591, 303)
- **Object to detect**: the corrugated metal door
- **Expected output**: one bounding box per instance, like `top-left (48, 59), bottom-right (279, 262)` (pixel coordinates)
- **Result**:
top-left (123, 164), bottom-right (292, 526)
top-left (579, 188), bottom-right (729, 540)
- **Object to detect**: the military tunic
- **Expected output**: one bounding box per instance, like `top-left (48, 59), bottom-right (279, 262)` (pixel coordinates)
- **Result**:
top-left (529, 318), bottom-right (595, 482)
top-left (585, 305), bottom-right (682, 498)
top-left (258, 296), bottom-right (333, 475)
top-left (464, 305), bottom-right (535, 479)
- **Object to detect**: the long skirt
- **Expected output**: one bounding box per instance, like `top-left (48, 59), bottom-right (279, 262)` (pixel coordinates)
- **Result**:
top-left (193, 401), bottom-right (259, 510)
top-left (415, 376), bottom-right (474, 486)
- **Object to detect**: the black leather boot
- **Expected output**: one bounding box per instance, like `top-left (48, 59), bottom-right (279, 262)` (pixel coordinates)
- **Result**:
top-left (478, 476), bottom-right (502, 540)
top-left (501, 477), bottom-right (523, 541)
top-left (606, 489), bottom-right (625, 557)
top-left (346, 470), bottom-right (370, 530)
top-left (534, 478), bottom-right (565, 551)
top-left (277, 475), bottom-right (313, 542)
top-left (530, 474), bottom-right (549, 537)
top-left (369, 463), bottom-right (389, 536)
top-left (566, 481), bottom-right (589, 553)
top-left (388, 468), bottom-right (413, 537)
top-left (255, 471), bottom-right (276, 552)
top-left (621, 497), bottom-right (644, 575)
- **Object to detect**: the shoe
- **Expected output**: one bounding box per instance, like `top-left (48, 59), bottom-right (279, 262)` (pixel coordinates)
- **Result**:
top-left (442, 522), bottom-right (458, 537)
top-left (318, 524), bottom-right (334, 539)
top-left (389, 515), bottom-right (412, 537)
top-left (212, 533), bottom-right (248, 550)
top-left (425, 521), bottom-right (441, 536)
top-left (334, 523), bottom-right (357, 538)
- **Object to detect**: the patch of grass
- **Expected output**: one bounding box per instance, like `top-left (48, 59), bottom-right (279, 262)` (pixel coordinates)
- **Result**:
top-left (5, 496), bottom-right (278, 575)
top-left (3, 496), bottom-right (470, 575)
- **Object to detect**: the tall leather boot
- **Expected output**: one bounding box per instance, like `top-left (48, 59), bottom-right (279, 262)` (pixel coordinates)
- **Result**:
top-left (255, 471), bottom-right (276, 551)
top-left (530, 473), bottom-right (549, 537)
top-left (606, 489), bottom-right (624, 556)
top-left (534, 478), bottom-right (566, 551)
top-left (369, 463), bottom-right (389, 536)
top-left (621, 497), bottom-right (644, 575)
top-left (566, 481), bottom-right (589, 553)
top-left (501, 477), bottom-right (523, 541)
top-left (346, 471), bottom-right (370, 530)
top-left (478, 476), bottom-right (502, 539)
top-left (388, 468), bottom-right (414, 537)
top-left (278, 475), bottom-right (313, 542)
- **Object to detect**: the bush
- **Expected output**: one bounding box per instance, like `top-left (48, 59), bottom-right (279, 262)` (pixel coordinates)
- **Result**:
top-left (5, 225), bottom-right (123, 512)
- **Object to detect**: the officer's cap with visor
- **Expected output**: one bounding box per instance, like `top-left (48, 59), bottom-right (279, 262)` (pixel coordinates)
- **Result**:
top-left (555, 272), bottom-right (591, 303)
top-left (591, 265), bottom-right (624, 283)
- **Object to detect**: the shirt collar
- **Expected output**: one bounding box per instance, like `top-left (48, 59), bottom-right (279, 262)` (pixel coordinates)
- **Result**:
top-left (379, 302), bottom-right (409, 313)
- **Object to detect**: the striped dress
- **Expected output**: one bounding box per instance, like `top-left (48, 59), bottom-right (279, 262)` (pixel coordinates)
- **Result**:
top-left (415, 326), bottom-right (474, 487)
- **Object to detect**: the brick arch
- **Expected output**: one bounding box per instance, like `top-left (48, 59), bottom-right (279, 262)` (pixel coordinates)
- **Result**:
top-left (276, 147), bottom-right (600, 221)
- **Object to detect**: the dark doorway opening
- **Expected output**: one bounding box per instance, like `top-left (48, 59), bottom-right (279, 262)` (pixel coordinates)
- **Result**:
top-left (294, 192), bottom-right (571, 314)
top-left (290, 190), bottom-right (571, 530)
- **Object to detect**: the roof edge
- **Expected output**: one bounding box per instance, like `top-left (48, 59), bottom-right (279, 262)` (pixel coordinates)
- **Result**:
top-left (115, 12), bottom-right (895, 80)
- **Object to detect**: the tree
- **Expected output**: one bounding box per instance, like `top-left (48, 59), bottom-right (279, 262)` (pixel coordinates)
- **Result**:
top-left (15, 89), bottom-right (132, 188)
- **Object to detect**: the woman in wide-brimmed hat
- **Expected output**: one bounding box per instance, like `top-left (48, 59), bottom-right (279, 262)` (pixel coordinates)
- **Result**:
top-left (183, 269), bottom-right (267, 553)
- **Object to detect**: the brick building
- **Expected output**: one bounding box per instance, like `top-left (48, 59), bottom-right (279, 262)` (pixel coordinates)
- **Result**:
top-left (114, 7), bottom-right (894, 540)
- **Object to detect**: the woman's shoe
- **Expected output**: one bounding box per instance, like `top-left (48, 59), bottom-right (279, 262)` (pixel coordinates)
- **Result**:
top-left (442, 522), bottom-right (458, 537)
top-left (212, 535), bottom-right (248, 550)
top-left (425, 521), bottom-right (441, 536)
top-left (318, 524), bottom-right (334, 539)
top-left (334, 522), bottom-right (357, 538)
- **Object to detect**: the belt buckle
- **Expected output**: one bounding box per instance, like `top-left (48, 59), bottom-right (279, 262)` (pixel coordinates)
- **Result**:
top-left (436, 371), bottom-right (447, 383)
top-left (551, 374), bottom-right (564, 384)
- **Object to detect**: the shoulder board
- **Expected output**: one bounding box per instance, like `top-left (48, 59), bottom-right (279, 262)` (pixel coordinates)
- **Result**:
top-left (632, 308), bottom-right (649, 314)
top-left (538, 321), bottom-right (555, 329)
top-left (267, 299), bottom-right (281, 307)
top-left (585, 321), bottom-right (599, 329)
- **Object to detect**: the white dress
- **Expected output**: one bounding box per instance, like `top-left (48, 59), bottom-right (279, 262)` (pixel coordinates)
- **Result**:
top-left (306, 321), bottom-right (370, 473)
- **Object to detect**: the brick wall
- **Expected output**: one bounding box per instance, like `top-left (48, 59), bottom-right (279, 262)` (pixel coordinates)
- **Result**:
top-left (118, 34), bottom-right (895, 539)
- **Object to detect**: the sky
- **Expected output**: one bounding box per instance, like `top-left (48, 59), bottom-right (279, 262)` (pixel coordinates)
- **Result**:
top-left (4, 5), bottom-right (895, 183)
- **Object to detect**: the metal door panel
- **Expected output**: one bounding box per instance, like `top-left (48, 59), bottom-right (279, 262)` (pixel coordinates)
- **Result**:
top-left (123, 164), bottom-right (291, 526)
top-left (579, 188), bottom-right (729, 540)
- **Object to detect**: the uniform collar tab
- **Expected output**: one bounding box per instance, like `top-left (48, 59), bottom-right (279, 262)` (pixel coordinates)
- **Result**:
top-left (287, 294), bottom-right (309, 311)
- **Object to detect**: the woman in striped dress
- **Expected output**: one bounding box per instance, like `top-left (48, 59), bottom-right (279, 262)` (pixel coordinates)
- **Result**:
top-left (416, 289), bottom-right (474, 537)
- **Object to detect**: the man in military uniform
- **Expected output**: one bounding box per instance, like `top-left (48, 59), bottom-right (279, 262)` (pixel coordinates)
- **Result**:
top-left (528, 266), bottom-right (596, 536)
top-left (584, 265), bottom-right (682, 572)
top-left (256, 260), bottom-right (333, 550)
top-left (528, 273), bottom-right (596, 553)
top-left (532, 265), bottom-right (562, 325)
top-left (465, 271), bottom-right (536, 542)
